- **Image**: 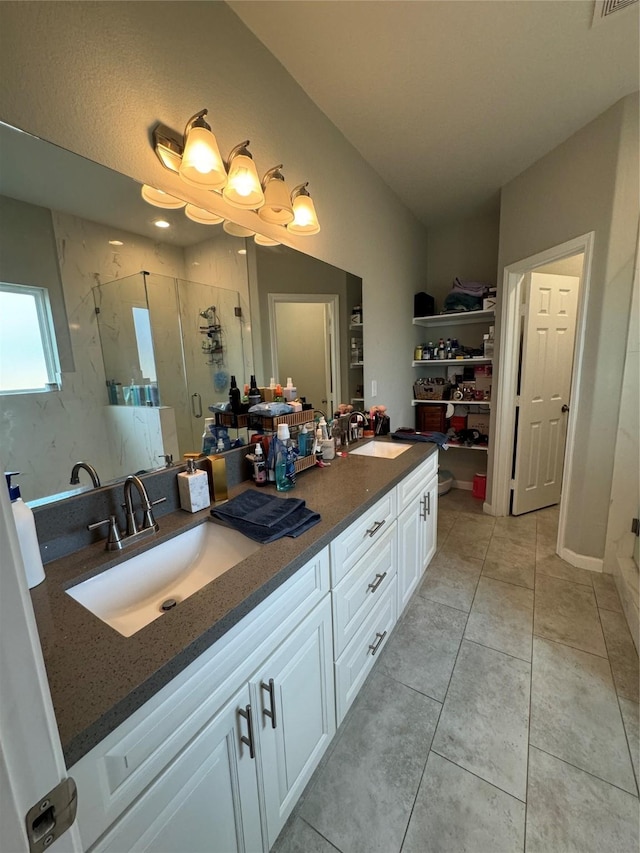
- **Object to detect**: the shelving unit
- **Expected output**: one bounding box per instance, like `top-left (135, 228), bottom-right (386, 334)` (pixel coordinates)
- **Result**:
top-left (412, 310), bottom-right (494, 457)
top-left (348, 309), bottom-right (364, 406)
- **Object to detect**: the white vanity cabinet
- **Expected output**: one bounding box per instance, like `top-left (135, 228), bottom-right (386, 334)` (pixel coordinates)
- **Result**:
top-left (396, 452), bottom-right (438, 613)
top-left (72, 548), bottom-right (333, 853)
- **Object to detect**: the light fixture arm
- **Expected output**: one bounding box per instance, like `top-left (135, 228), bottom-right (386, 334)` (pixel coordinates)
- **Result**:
top-left (291, 182), bottom-right (311, 199)
top-left (226, 140), bottom-right (252, 168)
top-left (261, 165), bottom-right (285, 189)
top-left (184, 109), bottom-right (211, 137)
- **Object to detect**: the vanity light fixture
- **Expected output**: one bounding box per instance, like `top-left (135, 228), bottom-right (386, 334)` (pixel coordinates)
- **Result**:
top-left (223, 141), bottom-right (265, 210)
top-left (141, 184), bottom-right (186, 209)
top-left (258, 166), bottom-right (294, 225)
top-left (108, 240), bottom-right (124, 246)
top-left (223, 220), bottom-right (255, 238)
top-left (184, 204), bottom-right (224, 225)
top-left (178, 110), bottom-right (227, 190)
top-left (287, 183), bottom-right (321, 235)
top-left (254, 233), bottom-right (281, 247)
top-left (154, 219), bottom-right (171, 229)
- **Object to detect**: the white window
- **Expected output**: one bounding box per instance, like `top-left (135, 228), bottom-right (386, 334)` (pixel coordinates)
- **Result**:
top-left (0, 283), bottom-right (62, 394)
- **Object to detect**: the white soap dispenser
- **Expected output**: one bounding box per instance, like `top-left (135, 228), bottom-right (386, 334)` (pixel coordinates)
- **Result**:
top-left (178, 459), bottom-right (210, 513)
top-left (5, 472), bottom-right (46, 588)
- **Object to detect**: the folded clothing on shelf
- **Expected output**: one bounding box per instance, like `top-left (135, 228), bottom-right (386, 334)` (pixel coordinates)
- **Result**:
top-left (210, 490), bottom-right (320, 543)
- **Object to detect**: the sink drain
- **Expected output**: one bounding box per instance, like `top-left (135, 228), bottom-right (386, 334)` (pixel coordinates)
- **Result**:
top-left (160, 598), bottom-right (178, 612)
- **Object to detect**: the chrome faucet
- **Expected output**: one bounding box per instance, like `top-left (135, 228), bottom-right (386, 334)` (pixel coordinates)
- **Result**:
top-left (70, 461), bottom-right (101, 488)
top-left (123, 474), bottom-right (161, 537)
top-left (345, 411), bottom-right (369, 446)
top-left (87, 474), bottom-right (166, 550)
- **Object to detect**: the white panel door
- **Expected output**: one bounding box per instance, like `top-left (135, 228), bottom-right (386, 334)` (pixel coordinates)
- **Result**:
top-left (512, 273), bottom-right (579, 515)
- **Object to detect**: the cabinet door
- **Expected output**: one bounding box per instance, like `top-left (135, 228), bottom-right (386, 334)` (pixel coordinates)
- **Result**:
top-left (91, 684), bottom-right (263, 853)
top-left (422, 473), bottom-right (438, 570)
top-left (252, 597), bottom-right (335, 849)
top-left (397, 497), bottom-right (424, 614)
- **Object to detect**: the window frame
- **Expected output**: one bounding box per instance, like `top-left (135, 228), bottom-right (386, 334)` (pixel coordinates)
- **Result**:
top-left (0, 282), bottom-right (63, 395)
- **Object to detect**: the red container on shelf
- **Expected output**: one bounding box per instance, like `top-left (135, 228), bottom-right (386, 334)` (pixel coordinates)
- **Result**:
top-left (450, 415), bottom-right (467, 432)
top-left (472, 473), bottom-right (487, 500)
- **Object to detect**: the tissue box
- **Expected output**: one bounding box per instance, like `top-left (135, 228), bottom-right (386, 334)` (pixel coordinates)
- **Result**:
top-left (483, 297), bottom-right (496, 311)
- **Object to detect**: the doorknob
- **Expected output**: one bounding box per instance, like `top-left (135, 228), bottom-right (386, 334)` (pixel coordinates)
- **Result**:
top-left (561, 404), bottom-right (570, 413)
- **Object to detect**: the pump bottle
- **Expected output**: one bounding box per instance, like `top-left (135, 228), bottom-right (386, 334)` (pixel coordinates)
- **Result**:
top-left (5, 473), bottom-right (46, 588)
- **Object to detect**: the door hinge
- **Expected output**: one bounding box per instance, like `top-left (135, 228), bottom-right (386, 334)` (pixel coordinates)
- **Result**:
top-left (515, 396), bottom-right (521, 407)
top-left (632, 518), bottom-right (640, 537)
top-left (25, 777), bottom-right (77, 853)
top-left (94, 306), bottom-right (100, 315)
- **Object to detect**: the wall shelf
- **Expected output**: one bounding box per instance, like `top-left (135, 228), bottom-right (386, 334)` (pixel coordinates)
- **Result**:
top-left (412, 399), bottom-right (491, 407)
top-left (413, 309), bottom-right (495, 328)
top-left (412, 357), bottom-right (492, 366)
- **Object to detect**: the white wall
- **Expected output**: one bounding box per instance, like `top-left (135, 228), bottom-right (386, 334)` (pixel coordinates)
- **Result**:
top-left (492, 94), bottom-right (639, 560)
top-left (0, 1), bottom-right (429, 433)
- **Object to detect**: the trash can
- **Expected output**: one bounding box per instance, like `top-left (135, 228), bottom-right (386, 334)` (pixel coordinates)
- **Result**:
top-left (472, 472), bottom-right (486, 500)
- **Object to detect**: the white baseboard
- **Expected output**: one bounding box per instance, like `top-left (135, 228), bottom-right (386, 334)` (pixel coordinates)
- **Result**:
top-left (453, 479), bottom-right (473, 491)
top-left (559, 547), bottom-right (604, 574)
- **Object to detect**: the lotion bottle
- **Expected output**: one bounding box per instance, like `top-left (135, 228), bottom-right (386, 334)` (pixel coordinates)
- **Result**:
top-left (5, 472), bottom-right (45, 588)
top-left (178, 459), bottom-right (210, 512)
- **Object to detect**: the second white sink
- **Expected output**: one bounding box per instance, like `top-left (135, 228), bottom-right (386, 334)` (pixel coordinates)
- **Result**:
top-left (66, 522), bottom-right (259, 637)
top-left (349, 441), bottom-right (413, 459)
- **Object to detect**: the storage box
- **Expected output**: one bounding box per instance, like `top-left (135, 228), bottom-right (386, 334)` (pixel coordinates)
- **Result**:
top-left (413, 381), bottom-right (451, 401)
top-left (474, 375), bottom-right (492, 393)
top-left (416, 404), bottom-right (447, 432)
top-left (483, 297), bottom-right (496, 311)
top-left (467, 413), bottom-right (490, 435)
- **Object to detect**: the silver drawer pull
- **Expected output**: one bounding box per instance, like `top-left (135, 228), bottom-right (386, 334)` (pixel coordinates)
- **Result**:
top-left (261, 678), bottom-right (277, 729)
top-left (365, 519), bottom-right (386, 538)
top-left (368, 630), bottom-right (387, 655)
top-left (367, 572), bottom-right (387, 593)
top-left (238, 705), bottom-right (256, 759)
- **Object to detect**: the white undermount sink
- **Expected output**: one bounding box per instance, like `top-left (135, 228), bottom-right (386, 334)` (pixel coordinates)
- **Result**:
top-left (66, 522), bottom-right (259, 637)
top-left (349, 441), bottom-right (413, 459)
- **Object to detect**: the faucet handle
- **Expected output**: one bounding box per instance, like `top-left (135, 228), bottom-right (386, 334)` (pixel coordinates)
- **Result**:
top-left (143, 497), bottom-right (166, 531)
top-left (87, 515), bottom-right (123, 551)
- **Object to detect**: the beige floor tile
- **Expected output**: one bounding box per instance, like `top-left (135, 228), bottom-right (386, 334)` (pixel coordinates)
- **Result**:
top-left (465, 576), bottom-right (534, 661)
top-left (536, 553), bottom-right (594, 587)
top-left (420, 549), bottom-right (484, 612)
top-left (492, 514), bottom-right (537, 545)
top-left (600, 609), bottom-right (640, 703)
top-left (530, 638), bottom-right (636, 795)
top-left (482, 537), bottom-right (535, 589)
top-left (439, 489), bottom-right (486, 515)
top-left (592, 572), bottom-right (623, 613)
top-left (526, 747), bottom-right (639, 853)
top-left (619, 698), bottom-right (639, 788)
top-left (534, 574), bottom-right (606, 657)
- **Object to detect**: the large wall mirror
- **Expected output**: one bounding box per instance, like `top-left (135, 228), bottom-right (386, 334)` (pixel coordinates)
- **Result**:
top-left (0, 122), bottom-right (362, 503)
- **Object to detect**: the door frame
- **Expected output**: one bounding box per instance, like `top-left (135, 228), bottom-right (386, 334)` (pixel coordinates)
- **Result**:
top-left (490, 232), bottom-right (595, 562)
top-left (267, 293), bottom-right (341, 414)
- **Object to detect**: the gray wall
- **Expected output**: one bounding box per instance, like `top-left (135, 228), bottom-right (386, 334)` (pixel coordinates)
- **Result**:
top-left (492, 94), bottom-right (639, 559)
top-left (0, 1), bottom-right (429, 431)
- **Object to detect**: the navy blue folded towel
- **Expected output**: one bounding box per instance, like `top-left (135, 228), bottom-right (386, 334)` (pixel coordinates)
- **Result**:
top-left (211, 490), bottom-right (321, 544)
top-left (391, 430), bottom-right (448, 448)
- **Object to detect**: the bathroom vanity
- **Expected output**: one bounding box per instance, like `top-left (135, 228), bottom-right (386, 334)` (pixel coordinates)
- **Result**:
top-left (29, 441), bottom-right (438, 852)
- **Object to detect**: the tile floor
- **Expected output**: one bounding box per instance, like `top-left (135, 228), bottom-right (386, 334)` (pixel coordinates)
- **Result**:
top-left (272, 489), bottom-right (639, 853)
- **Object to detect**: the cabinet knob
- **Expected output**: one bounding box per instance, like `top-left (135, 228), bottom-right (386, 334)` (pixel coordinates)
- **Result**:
top-left (368, 630), bottom-right (387, 656)
top-left (261, 679), bottom-right (277, 729)
top-left (238, 705), bottom-right (256, 759)
top-left (367, 572), bottom-right (387, 593)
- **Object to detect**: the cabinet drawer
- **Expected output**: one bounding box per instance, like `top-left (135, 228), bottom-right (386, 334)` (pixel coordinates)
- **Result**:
top-left (334, 577), bottom-right (397, 724)
top-left (396, 452), bottom-right (438, 513)
top-left (330, 489), bottom-right (397, 586)
top-left (332, 520), bottom-right (396, 658)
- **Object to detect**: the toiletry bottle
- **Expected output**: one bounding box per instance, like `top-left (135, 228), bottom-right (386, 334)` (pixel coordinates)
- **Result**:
top-left (298, 423), bottom-right (309, 456)
top-left (4, 472), bottom-right (46, 588)
top-left (314, 428), bottom-right (324, 463)
top-left (253, 442), bottom-right (267, 486)
top-left (331, 418), bottom-right (342, 450)
top-left (178, 459), bottom-right (210, 513)
top-left (275, 424), bottom-right (295, 491)
top-left (202, 418), bottom-right (217, 455)
top-left (284, 377), bottom-right (296, 402)
top-left (229, 375), bottom-right (241, 413)
top-left (318, 416), bottom-right (329, 440)
top-left (248, 375), bottom-right (261, 408)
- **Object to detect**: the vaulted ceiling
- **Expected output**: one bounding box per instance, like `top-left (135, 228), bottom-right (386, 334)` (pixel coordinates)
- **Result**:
top-left (230, 1), bottom-right (639, 226)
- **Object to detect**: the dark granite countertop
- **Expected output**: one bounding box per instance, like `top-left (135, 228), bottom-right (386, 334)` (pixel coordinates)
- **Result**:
top-left (30, 440), bottom-right (437, 767)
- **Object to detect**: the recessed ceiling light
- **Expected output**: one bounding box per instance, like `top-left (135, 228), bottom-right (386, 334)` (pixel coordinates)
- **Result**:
top-left (109, 240), bottom-right (124, 246)
top-left (154, 219), bottom-right (171, 229)
top-left (237, 248), bottom-right (247, 255)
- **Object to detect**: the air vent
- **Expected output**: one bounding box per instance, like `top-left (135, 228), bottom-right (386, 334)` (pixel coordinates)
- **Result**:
top-left (592, 0), bottom-right (638, 26)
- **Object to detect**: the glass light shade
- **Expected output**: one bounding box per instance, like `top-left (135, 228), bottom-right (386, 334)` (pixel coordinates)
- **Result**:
top-left (179, 126), bottom-right (227, 190)
top-left (141, 185), bottom-right (186, 209)
top-left (223, 154), bottom-right (265, 209)
top-left (184, 204), bottom-right (224, 225)
top-left (287, 193), bottom-right (321, 235)
top-left (254, 233), bottom-right (281, 246)
top-left (258, 177), bottom-right (294, 225)
top-left (223, 220), bottom-right (255, 238)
